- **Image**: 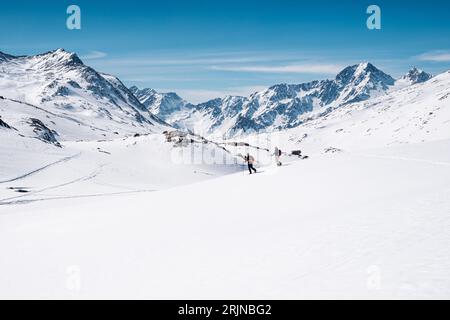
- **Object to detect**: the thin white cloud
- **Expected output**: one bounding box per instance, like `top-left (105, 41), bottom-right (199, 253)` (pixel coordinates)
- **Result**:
top-left (92, 55), bottom-right (283, 67)
top-left (210, 63), bottom-right (344, 74)
top-left (81, 51), bottom-right (107, 60)
top-left (88, 51), bottom-right (340, 69)
top-left (417, 51), bottom-right (450, 62)
top-left (122, 76), bottom-right (203, 82)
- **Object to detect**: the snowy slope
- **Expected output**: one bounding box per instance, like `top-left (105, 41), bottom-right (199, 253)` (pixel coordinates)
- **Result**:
top-left (1, 139), bottom-right (449, 299)
top-left (0, 97), bottom-right (139, 143)
top-left (0, 131), bottom-right (73, 184)
top-left (0, 132), bottom-right (241, 206)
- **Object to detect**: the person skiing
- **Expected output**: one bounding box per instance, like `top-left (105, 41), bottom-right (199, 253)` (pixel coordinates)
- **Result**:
top-left (244, 153), bottom-right (257, 174)
top-left (274, 147), bottom-right (283, 166)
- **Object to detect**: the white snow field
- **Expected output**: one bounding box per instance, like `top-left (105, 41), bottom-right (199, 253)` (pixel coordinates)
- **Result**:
top-left (0, 133), bottom-right (240, 205)
top-left (0, 138), bottom-right (450, 299)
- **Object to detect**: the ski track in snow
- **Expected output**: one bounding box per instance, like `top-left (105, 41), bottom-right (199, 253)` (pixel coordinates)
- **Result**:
top-left (0, 165), bottom-right (104, 205)
top-left (0, 190), bottom-right (155, 208)
top-left (0, 152), bottom-right (82, 184)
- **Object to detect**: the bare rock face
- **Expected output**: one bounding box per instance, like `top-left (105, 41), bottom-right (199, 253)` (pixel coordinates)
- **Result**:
top-left (0, 117), bottom-right (12, 129)
top-left (28, 118), bottom-right (61, 147)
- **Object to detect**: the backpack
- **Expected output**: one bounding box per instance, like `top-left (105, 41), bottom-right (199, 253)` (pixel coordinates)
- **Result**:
top-left (278, 149), bottom-right (282, 156)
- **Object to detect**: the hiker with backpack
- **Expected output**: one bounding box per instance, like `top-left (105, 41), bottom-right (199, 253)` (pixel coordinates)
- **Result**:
top-left (274, 147), bottom-right (283, 166)
top-left (244, 153), bottom-right (257, 175)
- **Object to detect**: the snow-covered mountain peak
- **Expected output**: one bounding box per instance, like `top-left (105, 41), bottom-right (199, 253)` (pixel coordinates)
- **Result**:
top-left (336, 62), bottom-right (395, 86)
top-left (0, 49), bottom-right (167, 141)
top-left (26, 48), bottom-right (84, 71)
top-left (332, 62), bottom-right (396, 106)
top-left (401, 67), bottom-right (432, 84)
top-left (351, 61), bottom-right (374, 77)
top-left (129, 86), bottom-right (188, 120)
top-left (222, 95), bottom-right (247, 105)
top-left (129, 86), bottom-right (157, 97)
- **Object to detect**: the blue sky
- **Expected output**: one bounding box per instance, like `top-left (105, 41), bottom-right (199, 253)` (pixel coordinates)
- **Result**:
top-left (1, 0), bottom-right (450, 102)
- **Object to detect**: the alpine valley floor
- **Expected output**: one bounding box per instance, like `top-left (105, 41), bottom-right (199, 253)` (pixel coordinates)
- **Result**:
top-left (1, 139), bottom-right (449, 299)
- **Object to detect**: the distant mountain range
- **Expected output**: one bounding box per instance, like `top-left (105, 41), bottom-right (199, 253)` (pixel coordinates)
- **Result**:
top-left (131, 62), bottom-right (433, 137)
top-left (0, 48), bottom-right (435, 143)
